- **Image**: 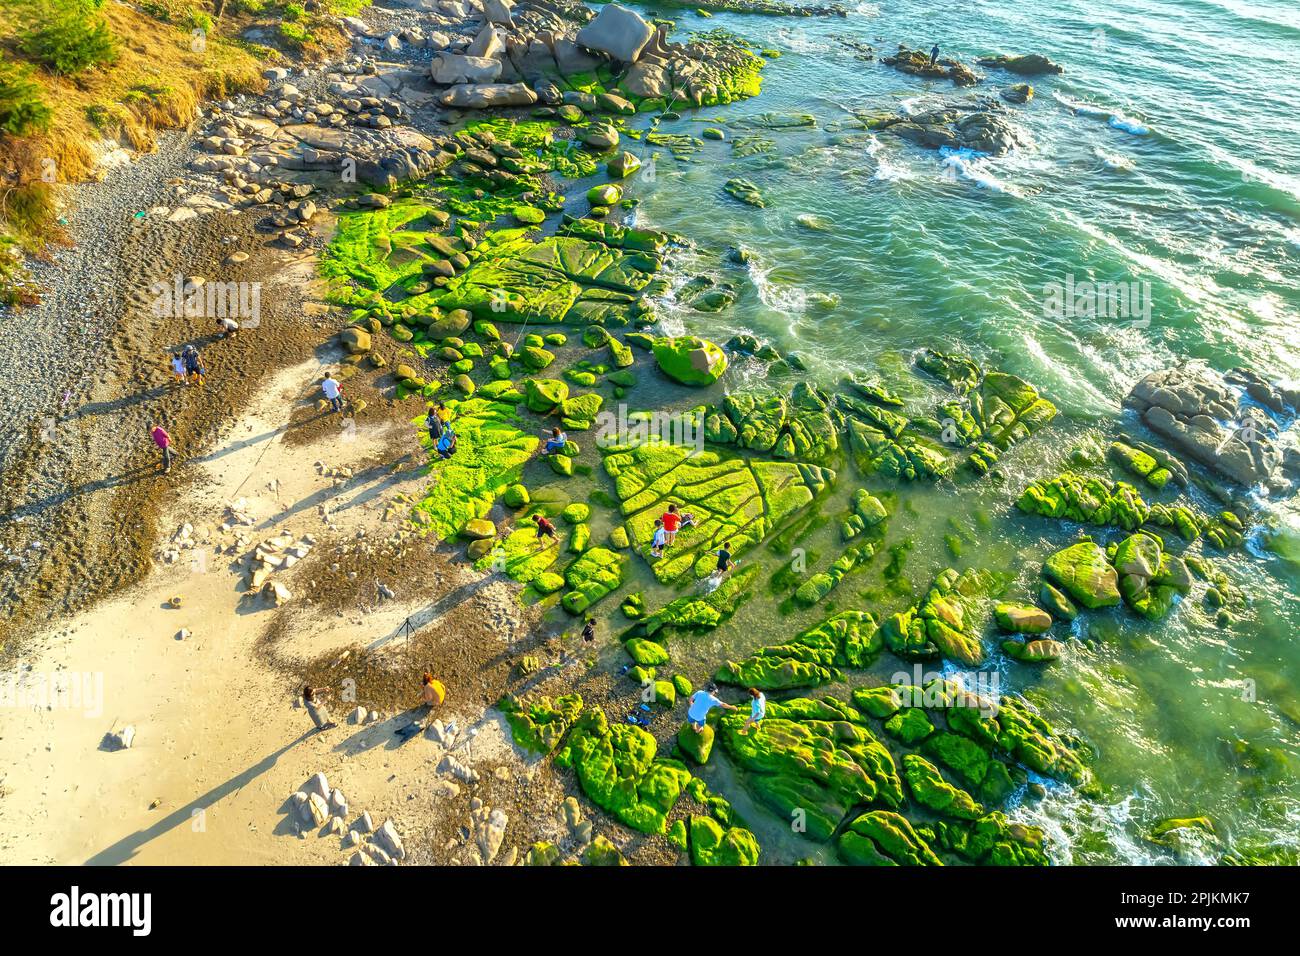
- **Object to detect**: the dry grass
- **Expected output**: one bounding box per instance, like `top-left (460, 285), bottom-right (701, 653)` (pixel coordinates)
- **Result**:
top-left (0, 2), bottom-right (349, 300)
top-left (0, 4), bottom-right (268, 189)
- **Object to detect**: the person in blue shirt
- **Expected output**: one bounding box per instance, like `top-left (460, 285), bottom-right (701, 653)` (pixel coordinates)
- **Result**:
top-left (436, 428), bottom-right (457, 460)
top-left (686, 684), bottom-right (736, 733)
top-left (930, 44), bottom-right (940, 67)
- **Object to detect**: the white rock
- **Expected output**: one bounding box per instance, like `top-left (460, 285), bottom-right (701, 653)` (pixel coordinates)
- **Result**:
top-left (304, 772), bottom-right (330, 801)
top-left (374, 819), bottom-right (406, 861)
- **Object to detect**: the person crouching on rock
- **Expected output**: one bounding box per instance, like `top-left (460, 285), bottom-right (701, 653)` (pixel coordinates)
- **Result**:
top-left (540, 426), bottom-right (568, 457)
top-left (302, 685), bottom-right (336, 732)
top-left (420, 673), bottom-right (446, 717)
top-left (436, 427), bottom-right (458, 460)
top-left (215, 316), bottom-right (239, 340)
top-left (533, 513), bottom-right (559, 549)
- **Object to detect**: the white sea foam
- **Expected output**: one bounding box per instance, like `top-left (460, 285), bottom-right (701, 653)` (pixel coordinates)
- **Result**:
top-left (1053, 91), bottom-right (1150, 134)
top-left (1094, 147), bottom-right (1135, 171)
top-left (938, 147), bottom-right (1020, 196)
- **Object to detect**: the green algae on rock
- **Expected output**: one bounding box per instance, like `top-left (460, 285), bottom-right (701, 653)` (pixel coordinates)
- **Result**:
top-left (499, 692), bottom-right (584, 755)
top-left (554, 707), bottom-right (691, 834)
top-left (1043, 540), bottom-right (1121, 609)
top-left (413, 398), bottom-right (539, 538)
top-left (602, 438), bottom-right (834, 583)
top-left (714, 609), bottom-right (880, 689)
top-left (651, 335), bottom-right (728, 386)
top-left (636, 564), bottom-right (760, 638)
top-left (877, 567), bottom-right (1008, 665)
top-left (688, 814), bottom-right (760, 865)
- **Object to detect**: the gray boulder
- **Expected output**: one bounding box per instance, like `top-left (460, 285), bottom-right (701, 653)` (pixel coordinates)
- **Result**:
top-left (431, 53), bottom-right (503, 85)
top-left (576, 4), bottom-right (653, 63)
top-left (440, 83), bottom-right (538, 108)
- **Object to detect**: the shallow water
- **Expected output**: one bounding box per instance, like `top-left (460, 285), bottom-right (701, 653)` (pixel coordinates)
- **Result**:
top-left (539, 0), bottom-right (1300, 862)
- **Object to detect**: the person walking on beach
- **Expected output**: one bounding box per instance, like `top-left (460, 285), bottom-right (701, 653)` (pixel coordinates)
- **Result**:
top-left (661, 504), bottom-right (683, 545)
top-left (302, 685), bottom-right (336, 732)
top-left (541, 426), bottom-right (568, 457)
top-left (182, 345), bottom-right (205, 386)
top-left (738, 687), bottom-right (767, 736)
top-left (929, 44), bottom-right (940, 67)
top-left (686, 684), bottom-right (736, 733)
top-left (150, 423), bottom-right (174, 474)
top-left (650, 518), bottom-right (667, 558)
top-left (435, 427), bottom-right (458, 460)
top-left (533, 513), bottom-right (559, 549)
top-left (426, 405), bottom-right (444, 444)
top-left (582, 618), bottom-right (597, 643)
top-left (169, 352), bottom-right (186, 386)
top-left (321, 373), bottom-right (344, 414)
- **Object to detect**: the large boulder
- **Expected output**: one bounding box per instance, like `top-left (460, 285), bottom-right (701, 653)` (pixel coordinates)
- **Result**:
top-left (1043, 541), bottom-right (1120, 609)
top-left (576, 4), bottom-right (654, 63)
top-left (466, 25), bottom-right (506, 60)
top-left (483, 0), bottom-right (513, 26)
top-left (1125, 366), bottom-right (1289, 489)
top-left (652, 335), bottom-right (728, 387)
top-left (440, 83), bottom-right (538, 108)
top-left (431, 53), bottom-right (502, 85)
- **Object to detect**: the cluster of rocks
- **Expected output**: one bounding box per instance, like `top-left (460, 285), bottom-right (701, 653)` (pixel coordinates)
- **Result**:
top-left (873, 99), bottom-right (1032, 156)
top-left (158, 521), bottom-right (210, 566)
top-left (1124, 365), bottom-right (1300, 494)
top-left (244, 529), bottom-right (317, 607)
top-left (427, 2), bottom-right (759, 110)
top-left (882, 46), bottom-right (982, 86)
top-left (976, 53), bottom-right (1064, 76)
top-left (289, 772), bottom-right (407, 865)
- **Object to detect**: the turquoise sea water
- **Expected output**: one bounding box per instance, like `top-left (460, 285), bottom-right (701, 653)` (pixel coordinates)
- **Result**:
top-left (600, 0), bottom-right (1300, 863)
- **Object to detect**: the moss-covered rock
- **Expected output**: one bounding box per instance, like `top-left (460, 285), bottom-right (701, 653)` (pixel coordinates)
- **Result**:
top-left (413, 399), bottom-right (539, 538)
top-left (554, 708), bottom-right (690, 834)
top-left (1043, 541), bottom-right (1121, 609)
top-left (995, 602), bottom-right (1052, 634)
top-left (651, 335), bottom-right (728, 386)
top-left (688, 815), bottom-right (760, 865)
top-left (561, 547), bottom-right (624, 614)
top-left (499, 692), bottom-right (583, 755)
top-left (838, 810), bottom-right (943, 866)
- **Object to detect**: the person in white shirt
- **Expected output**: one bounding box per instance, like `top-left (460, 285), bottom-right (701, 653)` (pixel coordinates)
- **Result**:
top-left (321, 373), bottom-right (344, 413)
top-left (738, 687), bottom-right (767, 736)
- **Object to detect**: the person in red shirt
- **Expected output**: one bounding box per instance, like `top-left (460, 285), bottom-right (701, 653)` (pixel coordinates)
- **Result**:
top-left (661, 504), bottom-right (683, 545)
top-left (150, 423), bottom-right (174, 473)
top-left (533, 513), bottom-right (558, 549)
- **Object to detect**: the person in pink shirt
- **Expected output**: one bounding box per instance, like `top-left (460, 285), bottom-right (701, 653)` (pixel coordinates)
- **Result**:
top-left (150, 423), bottom-right (174, 473)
